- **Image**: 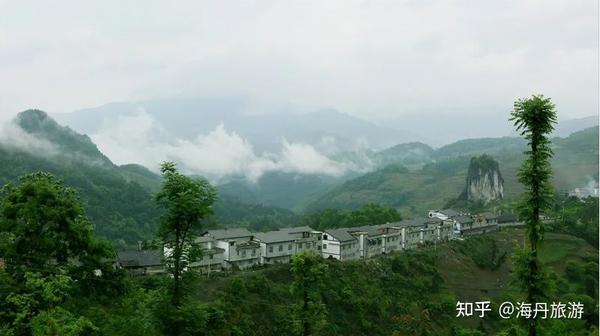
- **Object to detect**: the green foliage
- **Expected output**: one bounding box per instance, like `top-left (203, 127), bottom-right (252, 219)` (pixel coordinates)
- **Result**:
top-left (467, 154), bottom-right (502, 178)
top-left (29, 307), bottom-right (98, 336)
top-left (0, 172), bottom-right (123, 292)
top-left (510, 94), bottom-right (558, 336)
top-left (0, 146), bottom-right (160, 245)
top-left (547, 195), bottom-right (598, 247)
top-left (0, 172), bottom-right (126, 335)
top-left (302, 203), bottom-right (401, 231)
top-left (0, 173), bottom-right (97, 271)
top-left (291, 252), bottom-right (329, 336)
top-left (450, 236), bottom-right (507, 270)
top-left (156, 162), bottom-right (217, 307)
top-left (2, 270), bottom-right (97, 335)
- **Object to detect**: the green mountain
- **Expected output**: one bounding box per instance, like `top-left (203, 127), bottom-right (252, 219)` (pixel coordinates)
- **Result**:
top-left (306, 127), bottom-right (599, 215)
top-left (217, 172), bottom-right (342, 211)
top-left (0, 110), bottom-right (303, 245)
top-left (372, 142), bottom-right (435, 169)
top-left (0, 110), bottom-right (161, 245)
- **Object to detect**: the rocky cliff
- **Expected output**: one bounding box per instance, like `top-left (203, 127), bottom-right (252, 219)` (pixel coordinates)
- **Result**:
top-left (464, 154), bottom-right (504, 203)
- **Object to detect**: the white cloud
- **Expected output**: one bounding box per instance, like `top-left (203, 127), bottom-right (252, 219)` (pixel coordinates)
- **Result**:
top-left (0, 121), bottom-right (58, 156)
top-left (278, 140), bottom-right (346, 176)
top-left (89, 111), bottom-right (352, 182)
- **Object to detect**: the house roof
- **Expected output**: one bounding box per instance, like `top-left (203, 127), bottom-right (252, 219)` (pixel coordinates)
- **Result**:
top-left (324, 228), bottom-right (358, 242)
top-left (195, 236), bottom-right (215, 243)
top-left (278, 226), bottom-right (315, 234)
top-left (441, 208), bottom-right (460, 218)
top-left (205, 228), bottom-right (253, 240)
top-left (454, 215), bottom-right (473, 224)
top-left (254, 231), bottom-right (297, 244)
top-left (117, 250), bottom-right (162, 268)
top-left (481, 212), bottom-right (498, 220)
top-left (497, 213), bottom-right (518, 223)
top-left (392, 217), bottom-right (442, 228)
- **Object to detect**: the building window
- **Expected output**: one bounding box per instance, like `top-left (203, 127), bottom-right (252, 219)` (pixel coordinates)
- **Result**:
top-left (278, 245), bottom-right (283, 252)
top-left (242, 250), bottom-right (247, 257)
top-left (323, 234), bottom-right (328, 240)
top-left (298, 243), bottom-right (303, 249)
top-left (323, 244), bottom-right (327, 250)
top-left (288, 244), bottom-right (292, 251)
top-left (251, 249), bottom-right (256, 256)
top-left (230, 241), bottom-right (235, 246)
top-left (269, 246), bottom-right (273, 253)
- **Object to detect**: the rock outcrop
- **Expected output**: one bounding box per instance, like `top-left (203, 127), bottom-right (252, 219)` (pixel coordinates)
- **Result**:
top-left (464, 154), bottom-right (504, 203)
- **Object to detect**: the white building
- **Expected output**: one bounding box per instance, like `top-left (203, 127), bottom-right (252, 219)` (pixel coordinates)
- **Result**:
top-left (190, 236), bottom-right (225, 274)
top-left (278, 226), bottom-right (321, 254)
top-left (321, 229), bottom-right (360, 261)
top-left (202, 228), bottom-right (261, 270)
top-left (254, 231), bottom-right (298, 264)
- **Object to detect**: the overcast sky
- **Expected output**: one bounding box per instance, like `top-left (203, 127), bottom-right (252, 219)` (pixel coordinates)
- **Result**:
top-left (0, 0), bottom-right (598, 124)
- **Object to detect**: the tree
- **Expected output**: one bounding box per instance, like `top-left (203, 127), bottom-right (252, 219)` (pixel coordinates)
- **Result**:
top-left (290, 252), bottom-right (328, 336)
top-left (0, 172), bottom-right (105, 275)
top-left (155, 161), bottom-right (217, 307)
top-left (0, 172), bottom-right (120, 334)
top-left (510, 95), bottom-right (557, 336)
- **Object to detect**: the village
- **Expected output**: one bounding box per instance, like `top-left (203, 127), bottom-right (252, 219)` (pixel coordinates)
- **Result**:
top-left (117, 209), bottom-right (522, 276)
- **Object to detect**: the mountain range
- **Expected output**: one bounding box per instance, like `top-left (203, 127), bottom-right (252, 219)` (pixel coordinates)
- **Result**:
top-left (1, 109), bottom-right (597, 245)
top-left (54, 97), bottom-right (423, 154)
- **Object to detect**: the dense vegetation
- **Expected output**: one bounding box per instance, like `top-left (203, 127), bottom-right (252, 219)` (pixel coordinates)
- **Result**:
top-left (79, 230), bottom-right (598, 335)
top-left (301, 203), bottom-right (401, 231)
top-left (0, 170), bottom-right (597, 335)
top-left (548, 195), bottom-right (599, 247)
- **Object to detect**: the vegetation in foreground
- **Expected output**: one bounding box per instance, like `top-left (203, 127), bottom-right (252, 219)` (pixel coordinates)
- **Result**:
top-left (0, 171), bottom-right (596, 335)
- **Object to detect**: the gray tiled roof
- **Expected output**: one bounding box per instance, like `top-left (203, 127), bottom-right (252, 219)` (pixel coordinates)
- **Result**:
top-left (278, 226), bottom-right (315, 233)
top-left (481, 212), bottom-right (498, 220)
top-left (324, 228), bottom-right (357, 242)
top-left (497, 213), bottom-right (518, 223)
top-left (441, 209), bottom-right (460, 218)
top-left (391, 217), bottom-right (442, 228)
top-left (254, 231), bottom-right (297, 243)
top-left (205, 228), bottom-right (253, 240)
top-left (195, 236), bottom-right (215, 243)
top-left (117, 250), bottom-right (162, 267)
top-left (454, 215), bottom-right (473, 224)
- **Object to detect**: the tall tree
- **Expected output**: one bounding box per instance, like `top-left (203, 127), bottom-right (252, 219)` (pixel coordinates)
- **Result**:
top-left (510, 95), bottom-right (557, 336)
top-left (290, 251), bottom-right (328, 336)
top-left (0, 172), bottom-right (117, 334)
top-left (155, 161), bottom-right (217, 306)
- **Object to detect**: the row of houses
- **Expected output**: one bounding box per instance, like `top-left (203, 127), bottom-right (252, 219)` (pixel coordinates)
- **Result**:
top-left (117, 209), bottom-right (511, 276)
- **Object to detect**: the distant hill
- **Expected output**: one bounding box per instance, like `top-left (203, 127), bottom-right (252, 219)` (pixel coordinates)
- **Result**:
top-left (305, 127), bottom-right (599, 215)
top-left (552, 115), bottom-right (598, 138)
top-left (55, 97), bottom-right (423, 153)
top-left (371, 142), bottom-right (435, 169)
top-left (217, 171), bottom-right (344, 211)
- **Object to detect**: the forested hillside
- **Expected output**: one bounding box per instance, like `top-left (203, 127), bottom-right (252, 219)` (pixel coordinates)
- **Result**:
top-left (0, 110), bottom-right (302, 245)
top-left (306, 127), bottom-right (599, 215)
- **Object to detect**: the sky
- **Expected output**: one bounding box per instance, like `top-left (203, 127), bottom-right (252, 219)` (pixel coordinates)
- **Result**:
top-left (0, 0), bottom-right (598, 126)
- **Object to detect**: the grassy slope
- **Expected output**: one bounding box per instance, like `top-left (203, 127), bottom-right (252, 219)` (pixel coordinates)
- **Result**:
top-left (439, 228), bottom-right (597, 301)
